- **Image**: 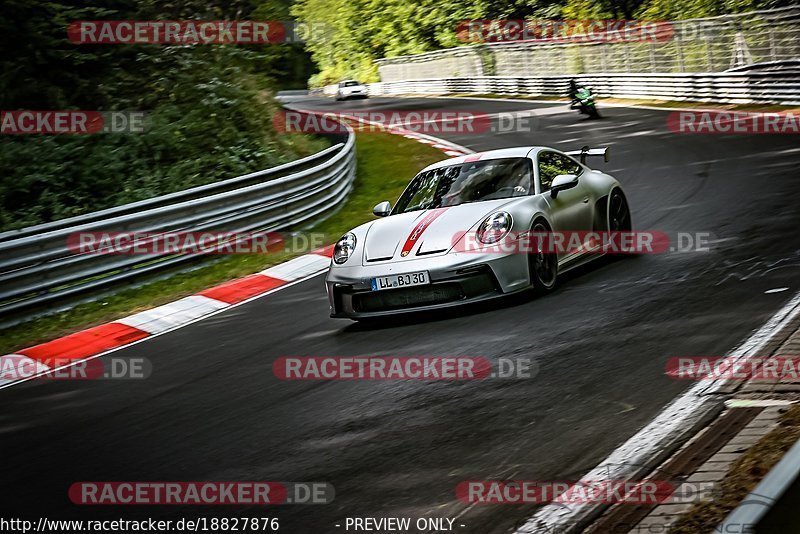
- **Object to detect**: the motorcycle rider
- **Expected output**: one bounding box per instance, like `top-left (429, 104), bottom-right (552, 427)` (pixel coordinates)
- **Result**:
top-left (568, 79), bottom-right (601, 119)
top-left (569, 79), bottom-right (579, 108)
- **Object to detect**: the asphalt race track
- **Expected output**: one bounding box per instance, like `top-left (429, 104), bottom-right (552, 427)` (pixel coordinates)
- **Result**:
top-left (3, 96), bottom-right (800, 533)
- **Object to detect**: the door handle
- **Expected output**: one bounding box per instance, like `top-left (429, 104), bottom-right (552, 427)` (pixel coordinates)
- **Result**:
top-left (583, 197), bottom-right (589, 203)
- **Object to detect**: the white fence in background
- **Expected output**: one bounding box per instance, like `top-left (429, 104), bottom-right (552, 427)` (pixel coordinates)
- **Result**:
top-left (361, 67), bottom-right (800, 104)
top-left (376, 7), bottom-right (800, 79)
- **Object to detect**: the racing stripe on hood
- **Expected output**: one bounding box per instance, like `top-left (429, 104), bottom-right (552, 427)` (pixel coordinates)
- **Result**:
top-left (400, 207), bottom-right (449, 257)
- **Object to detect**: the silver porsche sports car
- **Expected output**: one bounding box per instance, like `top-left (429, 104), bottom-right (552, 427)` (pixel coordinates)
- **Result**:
top-left (325, 146), bottom-right (631, 319)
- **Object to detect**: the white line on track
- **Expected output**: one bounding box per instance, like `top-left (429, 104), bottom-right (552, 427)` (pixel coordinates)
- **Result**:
top-left (286, 106), bottom-right (474, 156)
top-left (515, 290), bottom-right (800, 534)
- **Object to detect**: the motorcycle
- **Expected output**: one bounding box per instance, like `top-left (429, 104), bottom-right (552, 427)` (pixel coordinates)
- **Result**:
top-left (571, 87), bottom-right (601, 119)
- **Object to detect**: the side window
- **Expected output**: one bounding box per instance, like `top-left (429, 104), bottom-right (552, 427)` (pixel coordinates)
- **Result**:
top-left (537, 152), bottom-right (583, 192)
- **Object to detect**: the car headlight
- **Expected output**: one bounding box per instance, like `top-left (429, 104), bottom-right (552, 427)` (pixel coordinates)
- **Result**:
top-left (476, 212), bottom-right (512, 244)
top-left (333, 232), bottom-right (357, 264)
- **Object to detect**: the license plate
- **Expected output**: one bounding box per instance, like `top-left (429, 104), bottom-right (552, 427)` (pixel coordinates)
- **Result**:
top-left (371, 271), bottom-right (429, 291)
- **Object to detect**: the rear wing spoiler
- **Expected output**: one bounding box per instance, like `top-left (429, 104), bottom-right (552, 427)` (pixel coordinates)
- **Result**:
top-left (565, 146), bottom-right (609, 164)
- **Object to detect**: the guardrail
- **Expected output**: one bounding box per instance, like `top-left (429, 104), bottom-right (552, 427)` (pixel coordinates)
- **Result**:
top-left (376, 6), bottom-right (800, 79)
top-left (362, 68), bottom-right (800, 105)
top-left (0, 117), bottom-right (355, 326)
top-left (718, 436), bottom-right (800, 533)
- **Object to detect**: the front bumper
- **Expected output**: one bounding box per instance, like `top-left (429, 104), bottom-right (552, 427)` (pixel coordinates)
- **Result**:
top-left (326, 252), bottom-right (529, 319)
top-left (340, 90), bottom-right (367, 99)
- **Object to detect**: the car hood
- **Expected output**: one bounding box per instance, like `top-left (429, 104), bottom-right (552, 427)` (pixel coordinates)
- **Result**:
top-left (362, 198), bottom-right (518, 264)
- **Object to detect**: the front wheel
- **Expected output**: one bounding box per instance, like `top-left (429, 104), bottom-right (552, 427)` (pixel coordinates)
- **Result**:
top-left (528, 221), bottom-right (558, 294)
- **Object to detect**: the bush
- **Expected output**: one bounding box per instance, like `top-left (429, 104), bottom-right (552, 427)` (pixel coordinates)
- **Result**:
top-left (0, 0), bottom-right (324, 232)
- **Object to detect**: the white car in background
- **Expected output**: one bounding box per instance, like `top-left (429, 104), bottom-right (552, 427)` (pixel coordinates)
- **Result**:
top-left (335, 80), bottom-right (369, 101)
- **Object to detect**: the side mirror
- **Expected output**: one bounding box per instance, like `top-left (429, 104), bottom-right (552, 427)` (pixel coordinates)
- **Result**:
top-left (550, 174), bottom-right (578, 198)
top-left (373, 201), bottom-right (391, 217)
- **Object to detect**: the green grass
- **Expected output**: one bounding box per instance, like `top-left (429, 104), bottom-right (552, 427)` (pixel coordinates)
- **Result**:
top-left (452, 93), bottom-right (566, 101)
top-left (312, 132), bottom-right (444, 237)
top-left (0, 131), bottom-right (444, 355)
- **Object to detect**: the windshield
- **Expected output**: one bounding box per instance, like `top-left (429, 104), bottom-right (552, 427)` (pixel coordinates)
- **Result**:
top-left (343, 81), bottom-right (361, 87)
top-left (392, 157), bottom-right (532, 214)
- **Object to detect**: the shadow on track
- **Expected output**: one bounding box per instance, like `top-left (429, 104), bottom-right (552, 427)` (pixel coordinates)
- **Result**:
top-left (343, 254), bottom-right (642, 332)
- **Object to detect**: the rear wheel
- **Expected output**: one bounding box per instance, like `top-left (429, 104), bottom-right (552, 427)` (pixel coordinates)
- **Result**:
top-left (608, 190), bottom-right (631, 231)
top-left (528, 221), bottom-right (558, 293)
